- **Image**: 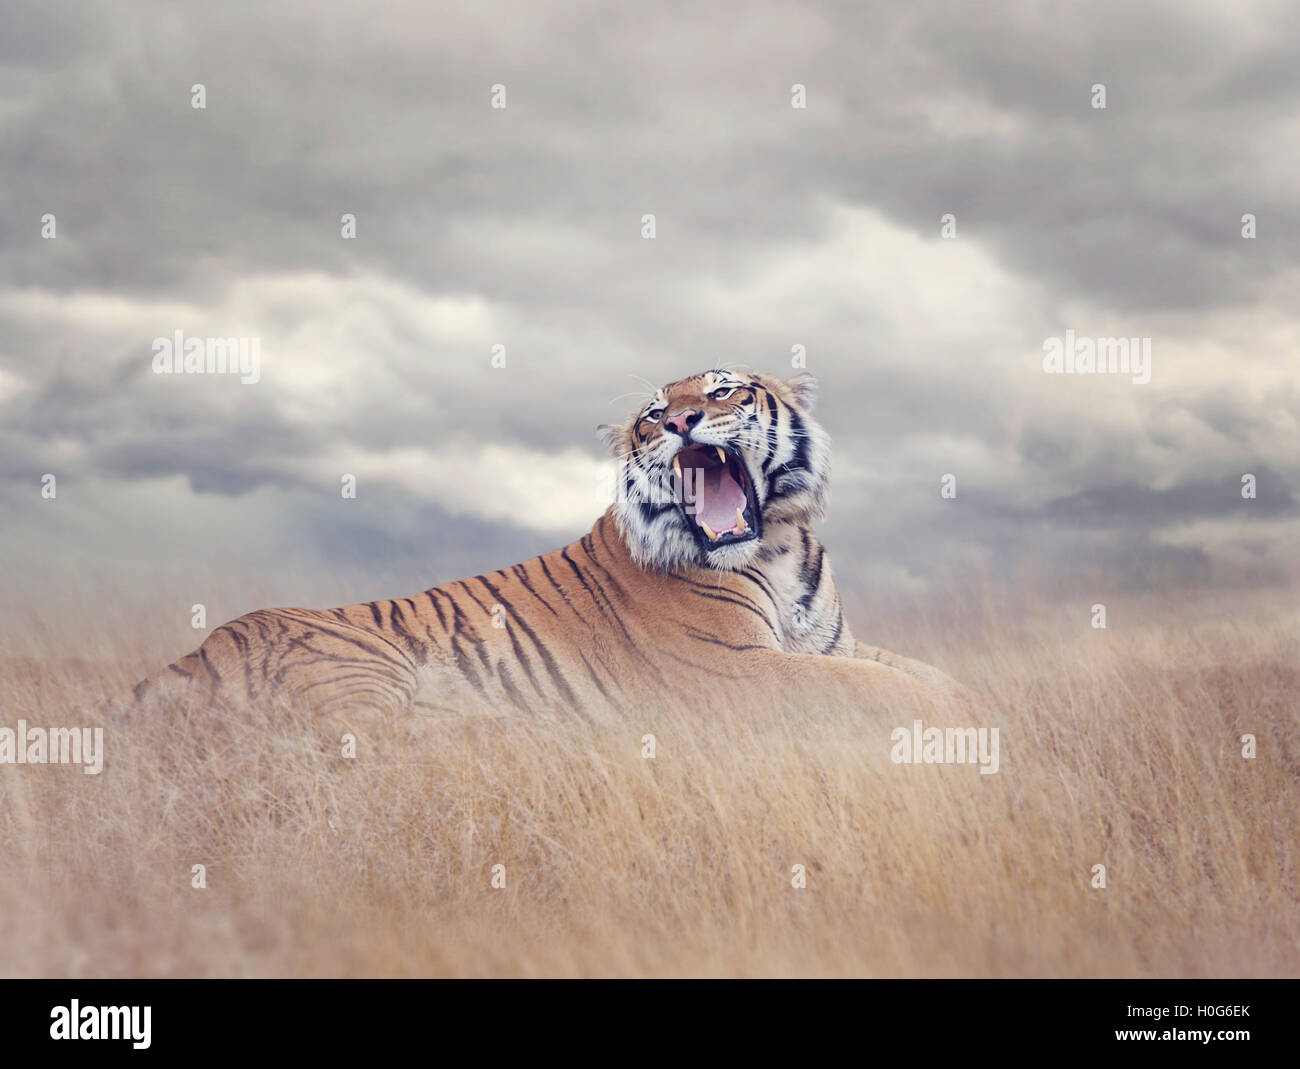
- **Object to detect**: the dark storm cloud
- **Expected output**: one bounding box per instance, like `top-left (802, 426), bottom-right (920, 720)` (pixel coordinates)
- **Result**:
top-left (7, 0), bottom-right (1290, 309)
top-left (0, 0), bottom-right (1296, 600)
top-left (1043, 471), bottom-right (1296, 527)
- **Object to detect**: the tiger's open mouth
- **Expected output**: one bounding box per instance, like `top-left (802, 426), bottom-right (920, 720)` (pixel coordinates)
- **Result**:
top-left (672, 444), bottom-right (760, 551)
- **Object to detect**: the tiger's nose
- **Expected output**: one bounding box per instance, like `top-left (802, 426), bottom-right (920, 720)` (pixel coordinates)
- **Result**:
top-left (664, 409), bottom-right (703, 437)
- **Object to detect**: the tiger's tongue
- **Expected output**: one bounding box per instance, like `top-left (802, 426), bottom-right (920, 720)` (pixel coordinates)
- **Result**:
top-left (696, 465), bottom-right (746, 532)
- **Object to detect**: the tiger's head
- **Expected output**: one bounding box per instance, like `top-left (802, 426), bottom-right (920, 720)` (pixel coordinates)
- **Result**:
top-left (597, 369), bottom-right (830, 571)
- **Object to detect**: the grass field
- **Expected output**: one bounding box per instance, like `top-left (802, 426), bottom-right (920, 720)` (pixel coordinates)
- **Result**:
top-left (1, 587), bottom-right (1296, 977)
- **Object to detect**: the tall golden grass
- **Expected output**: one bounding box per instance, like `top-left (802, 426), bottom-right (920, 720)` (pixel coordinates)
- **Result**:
top-left (0, 586), bottom-right (1296, 977)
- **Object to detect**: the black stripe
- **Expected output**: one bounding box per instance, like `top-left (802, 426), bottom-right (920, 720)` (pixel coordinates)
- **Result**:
top-left (494, 659), bottom-right (532, 712)
top-left (538, 556), bottom-right (579, 614)
top-left (283, 613), bottom-right (418, 669)
top-left (449, 635), bottom-right (487, 694)
top-left (660, 650), bottom-right (757, 679)
top-left (297, 671), bottom-right (411, 694)
top-left (425, 589), bottom-right (447, 630)
top-left (560, 547), bottom-right (601, 605)
top-left (808, 544), bottom-right (825, 597)
top-left (688, 589), bottom-right (776, 633)
top-left (198, 649), bottom-right (223, 686)
top-left (298, 680), bottom-right (411, 707)
top-left (565, 546), bottom-right (620, 610)
top-left (512, 563), bottom-right (559, 617)
top-left (762, 392), bottom-right (781, 472)
top-left (577, 650), bottom-right (616, 703)
top-left (478, 575), bottom-right (578, 706)
top-left (787, 406), bottom-right (811, 473)
top-left (387, 600), bottom-right (429, 665)
top-left (656, 568), bottom-right (775, 626)
top-left (446, 593), bottom-right (491, 669)
top-left (584, 536), bottom-right (628, 600)
top-left (821, 605), bottom-right (845, 654)
top-left (274, 652), bottom-right (409, 685)
top-left (780, 406), bottom-right (811, 479)
top-left (456, 580), bottom-right (494, 616)
top-left (637, 500), bottom-right (673, 524)
top-left (215, 623), bottom-right (256, 697)
top-left (798, 534), bottom-right (825, 610)
top-left (562, 547), bottom-right (666, 683)
top-left (474, 578), bottom-right (542, 694)
top-left (268, 632), bottom-right (412, 684)
top-left (740, 567), bottom-right (782, 618)
top-left (595, 514), bottom-right (618, 553)
top-left (684, 625), bottom-right (770, 652)
top-left (767, 406), bottom-right (812, 498)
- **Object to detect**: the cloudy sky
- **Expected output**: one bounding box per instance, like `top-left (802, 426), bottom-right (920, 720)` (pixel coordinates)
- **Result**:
top-left (2, 0), bottom-right (1297, 626)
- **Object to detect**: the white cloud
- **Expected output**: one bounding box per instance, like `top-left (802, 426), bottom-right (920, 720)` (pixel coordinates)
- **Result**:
top-left (312, 443), bottom-right (610, 533)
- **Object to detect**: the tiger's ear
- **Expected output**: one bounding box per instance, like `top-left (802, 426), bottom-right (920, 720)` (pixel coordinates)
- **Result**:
top-left (785, 372), bottom-right (818, 413)
top-left (596, 423), bottom-right (627, 458)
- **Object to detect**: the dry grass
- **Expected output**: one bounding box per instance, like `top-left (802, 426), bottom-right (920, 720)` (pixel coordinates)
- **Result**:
top-left (0, 588), bottom-right (1297, 977)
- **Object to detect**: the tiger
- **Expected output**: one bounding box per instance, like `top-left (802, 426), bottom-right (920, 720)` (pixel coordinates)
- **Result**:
top-left (133, 369), bottom-right (967, 719)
